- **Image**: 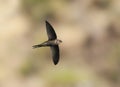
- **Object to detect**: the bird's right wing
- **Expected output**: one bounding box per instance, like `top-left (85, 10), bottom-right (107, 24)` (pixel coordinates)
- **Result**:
top-left (45, 21), bottom-right (57, 40)
top-left (50, 45), bottom-right (59, 65)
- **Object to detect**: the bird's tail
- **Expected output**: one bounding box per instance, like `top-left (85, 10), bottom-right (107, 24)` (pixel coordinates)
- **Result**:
top-left (32, 44), bottom-right (43, 49)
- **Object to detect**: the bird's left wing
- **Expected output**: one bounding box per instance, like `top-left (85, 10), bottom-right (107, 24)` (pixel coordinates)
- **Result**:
top-left (50, 45), bottom-right (59, 65)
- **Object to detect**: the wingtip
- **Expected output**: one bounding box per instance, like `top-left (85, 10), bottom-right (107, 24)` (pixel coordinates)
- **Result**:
top-left (45, 20), bottom-right (48, 24)
top-left (53, 60), bottom-right (59, 65)
top-left (54, 63), bottom-right (58, 65)
top-left (54, 62), bottom-right (58, 65)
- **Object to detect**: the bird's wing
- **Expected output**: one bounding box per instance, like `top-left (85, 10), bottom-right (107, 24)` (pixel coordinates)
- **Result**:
top-left (45, 20), bottom-right (57, 40)
top-left (50, 45), bottom-right (59, 65)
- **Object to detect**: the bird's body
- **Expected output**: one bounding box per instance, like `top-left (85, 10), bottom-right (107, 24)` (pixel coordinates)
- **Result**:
top-left (33, 21), bottom-right (62, 65)
top-left (33, 39), bottom-right (62, 48)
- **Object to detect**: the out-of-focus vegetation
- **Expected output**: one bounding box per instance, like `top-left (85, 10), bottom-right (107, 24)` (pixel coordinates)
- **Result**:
top-left (0, 0), bottom-right (120, 87)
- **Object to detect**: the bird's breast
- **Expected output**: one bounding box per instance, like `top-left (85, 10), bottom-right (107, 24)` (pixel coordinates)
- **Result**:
top-left (48, 40), bottom-right (58, 45)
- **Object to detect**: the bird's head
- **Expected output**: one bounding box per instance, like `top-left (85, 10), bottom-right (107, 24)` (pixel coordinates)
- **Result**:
top-left (56, 39), bottom-right (62, 44)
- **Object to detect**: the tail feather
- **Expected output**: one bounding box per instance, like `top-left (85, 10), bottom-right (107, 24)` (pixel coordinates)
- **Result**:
top-left (32, 44), bottom-right (42, 49)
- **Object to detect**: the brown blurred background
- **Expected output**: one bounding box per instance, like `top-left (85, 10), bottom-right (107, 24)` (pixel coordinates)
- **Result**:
top-left (0, 0), bottom-right (120, 87)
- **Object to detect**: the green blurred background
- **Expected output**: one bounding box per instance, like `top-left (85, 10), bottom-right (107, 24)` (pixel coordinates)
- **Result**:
top-left (0, 0), bottom-right (120, 87)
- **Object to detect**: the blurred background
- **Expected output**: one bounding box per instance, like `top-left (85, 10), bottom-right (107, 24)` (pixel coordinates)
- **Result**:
top-left (0, 0), bottom-right (120, 87)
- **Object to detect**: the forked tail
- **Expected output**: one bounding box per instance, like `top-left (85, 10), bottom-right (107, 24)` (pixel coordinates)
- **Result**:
top-left (32, 41), bottom-right (49, 49)
top-left (32, 44), bottom-right (43, 49)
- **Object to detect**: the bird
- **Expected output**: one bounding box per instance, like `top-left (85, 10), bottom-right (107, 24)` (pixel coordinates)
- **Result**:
top-left (32, 20), bottom-right (62, 65)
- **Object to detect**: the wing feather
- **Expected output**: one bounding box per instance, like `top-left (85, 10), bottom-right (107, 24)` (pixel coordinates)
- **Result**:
top-left (50, 45), bottom-right (59, 65)
top-left (45, 21), bottom-right (57, 40)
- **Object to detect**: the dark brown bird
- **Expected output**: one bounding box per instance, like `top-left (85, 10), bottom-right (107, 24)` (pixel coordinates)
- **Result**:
top-left (33, 21), bottom-right (62, 65)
